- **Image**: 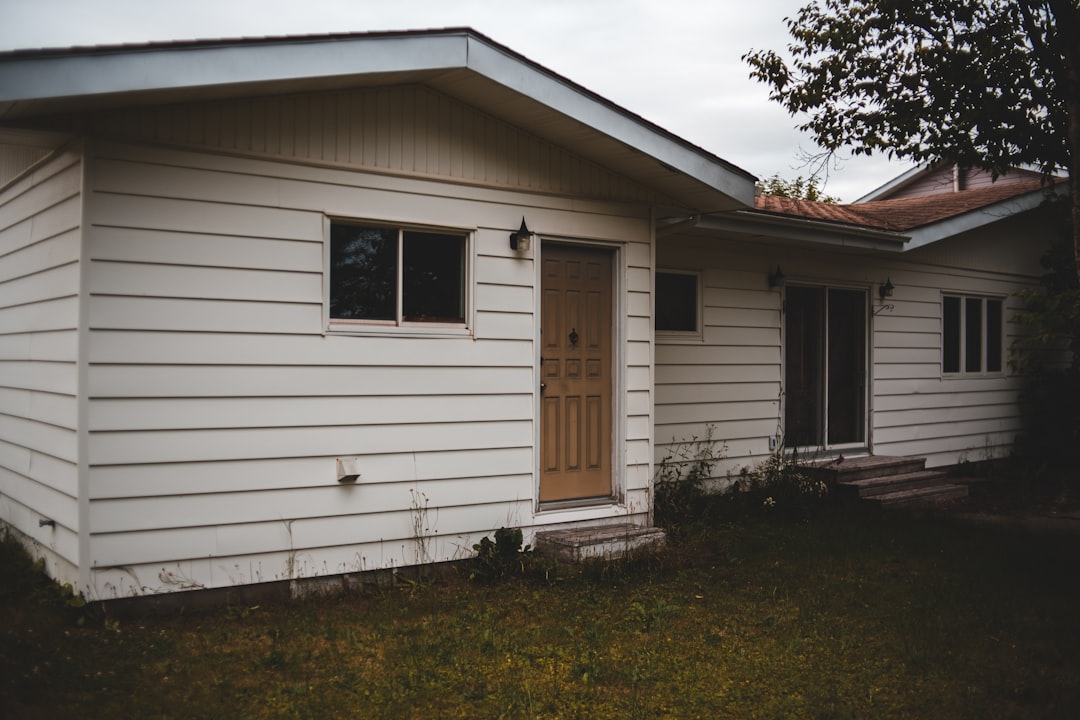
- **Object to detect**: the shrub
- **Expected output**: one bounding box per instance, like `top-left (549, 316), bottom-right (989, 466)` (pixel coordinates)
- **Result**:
top-left (471, 527), bottom-right (534, 581)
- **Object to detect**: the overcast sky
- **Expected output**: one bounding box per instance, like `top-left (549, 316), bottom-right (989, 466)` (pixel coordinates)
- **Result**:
top-left (0, 0), bottom-right (909, 201)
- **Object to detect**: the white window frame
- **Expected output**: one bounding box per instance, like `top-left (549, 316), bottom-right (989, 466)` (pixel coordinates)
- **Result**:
top-left (655, 269), bottom-right (703, 342)
top-left (325, 217), bottom-right (474, 337)
top-left (941, 293), bottom-right (1005, 376)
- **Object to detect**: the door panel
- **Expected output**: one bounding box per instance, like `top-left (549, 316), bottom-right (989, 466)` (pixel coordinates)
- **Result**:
top-left (539, 245), bottom-right (613, 502)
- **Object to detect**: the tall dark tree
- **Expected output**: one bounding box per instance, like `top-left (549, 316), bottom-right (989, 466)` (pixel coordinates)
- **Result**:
top-left (745, 0), bottom-right (1080, 279)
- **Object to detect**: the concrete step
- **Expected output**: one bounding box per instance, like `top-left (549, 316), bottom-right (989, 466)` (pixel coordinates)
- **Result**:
top-left (807, 455), bottom-right (928, 483)
top-left (837, 470), bottom-right (952, 499)
top-left (534, 523), bottom-right (666, 565)
top-left (870, 483), bottom-right (969, 509)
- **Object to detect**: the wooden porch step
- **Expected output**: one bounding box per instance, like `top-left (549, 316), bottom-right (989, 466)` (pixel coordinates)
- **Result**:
top-left (808, 455), bottom-right (969, 510)
top-left (869, 483), bottom-right (970, 509)
top-left (807, 455), bottom-right (928, 483)
top-left (534, 523), bottom-right (666, 565)
top-left (837, 470), bottom-right (952, 499)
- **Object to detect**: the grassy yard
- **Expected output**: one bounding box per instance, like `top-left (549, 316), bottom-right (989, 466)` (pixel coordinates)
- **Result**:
top-left (3, 508), bottom-right (1079, 719)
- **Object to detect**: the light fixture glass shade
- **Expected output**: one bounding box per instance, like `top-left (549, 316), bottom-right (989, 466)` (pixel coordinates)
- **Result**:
top-left (510, 217), bottom-right (533, 251)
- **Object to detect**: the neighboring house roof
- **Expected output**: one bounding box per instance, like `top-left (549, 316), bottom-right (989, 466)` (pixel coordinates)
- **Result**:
top-left (0, 28), bottom-right (756, 212)
top-left (857, 161), bottom-right (1057, 202)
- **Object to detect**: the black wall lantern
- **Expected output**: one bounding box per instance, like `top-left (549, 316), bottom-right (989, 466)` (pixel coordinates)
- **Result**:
top-left (767, 265), bottom-right (785, 289)
top-left (879, 277), bottom-right (895, 300)
top-left (510, 217), bottom-right (535, 252)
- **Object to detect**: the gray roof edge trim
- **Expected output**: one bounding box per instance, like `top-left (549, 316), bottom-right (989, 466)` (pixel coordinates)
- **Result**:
top-left (695, 210), bottom-right (909, 251)
top-left (0, 33), bottom-right (472, 104)
top-left (464, 35), bottom-right (757, 205)
top-left (903, 184), bottom-right (1070, 251)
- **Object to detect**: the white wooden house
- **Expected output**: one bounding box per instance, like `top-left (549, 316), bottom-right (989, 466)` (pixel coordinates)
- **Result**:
top-left (0, 30), bottom-right (1065, 599)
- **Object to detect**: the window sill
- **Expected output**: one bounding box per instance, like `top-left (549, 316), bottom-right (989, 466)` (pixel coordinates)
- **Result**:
top-left (327, 323), bottom-right (473, 339)
top-left (656, 331), bottom-right (703, 344)
top-left (941, 371), bottom-right (1007, 380)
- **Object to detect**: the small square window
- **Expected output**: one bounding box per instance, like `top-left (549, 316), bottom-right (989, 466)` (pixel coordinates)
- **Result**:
top-left (330, 222), bottom-right (467, 327)
top-left (656, 271), bottom-right (699, 334)
top-left (942, 294), bottom-right (1004, 375)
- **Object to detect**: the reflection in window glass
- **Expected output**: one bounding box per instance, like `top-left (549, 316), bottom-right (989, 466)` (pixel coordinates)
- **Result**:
top-left (329, 222), bottom-right (468, 326)
top-left (330, 225), bottom-right (397, 321)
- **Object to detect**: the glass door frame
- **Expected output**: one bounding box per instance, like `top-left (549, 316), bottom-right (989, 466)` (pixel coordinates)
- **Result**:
top-left (782, 283), bottom-right (870, 453)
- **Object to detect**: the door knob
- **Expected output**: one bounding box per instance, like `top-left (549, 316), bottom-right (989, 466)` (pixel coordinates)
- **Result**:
top-left (569, 328), bottom-right (579, 346)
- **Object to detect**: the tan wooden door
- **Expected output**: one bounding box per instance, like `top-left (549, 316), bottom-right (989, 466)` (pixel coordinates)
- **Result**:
top-left (539, 244), bottom-right (613, 502)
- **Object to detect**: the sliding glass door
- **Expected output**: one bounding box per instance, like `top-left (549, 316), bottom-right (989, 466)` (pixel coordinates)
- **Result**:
top-left (785, 286), bottom-right (867, 449)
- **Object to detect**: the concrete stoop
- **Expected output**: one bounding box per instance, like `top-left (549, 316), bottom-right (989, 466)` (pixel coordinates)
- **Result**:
top-left (534, 523), bottom-right (666, 565)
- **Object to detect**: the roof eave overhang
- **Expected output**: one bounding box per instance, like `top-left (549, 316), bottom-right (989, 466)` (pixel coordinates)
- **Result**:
top-left (904, 183), bottom-right (1070, 250)
top-left (0, 30), bottom-right (756, 211)
top-left (687, 209), bottom-right (910, 252)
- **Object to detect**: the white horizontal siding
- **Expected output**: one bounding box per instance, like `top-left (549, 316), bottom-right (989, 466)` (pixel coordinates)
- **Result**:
top-left (83, 136), bottom-right (653, 591)
top-left (657, 221), bottom-right (1046, 474)
top-left (0, 150), bottom-right (82, 570)
top-left (89, 447), bottom-right (533, 499)
top-left (89, 421), bottom-right (532, 466)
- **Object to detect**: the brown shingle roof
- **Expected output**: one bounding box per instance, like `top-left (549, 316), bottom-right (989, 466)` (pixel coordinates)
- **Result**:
top-left (753, 178), bottom-right (1060, 232)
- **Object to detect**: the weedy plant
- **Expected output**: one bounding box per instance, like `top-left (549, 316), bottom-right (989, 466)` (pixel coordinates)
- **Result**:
top-left (653, 425), bottom-right (724, 531)
top-left (733, 448), bottom-right (829, 520)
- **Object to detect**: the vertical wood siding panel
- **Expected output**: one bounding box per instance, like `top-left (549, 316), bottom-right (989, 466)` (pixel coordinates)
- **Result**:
top-left (398, 87), bottom-right (414, 173)
top-left (82, 87), bottom-right (665, 204)
top-left (333, 92), bottom-right (349, 165)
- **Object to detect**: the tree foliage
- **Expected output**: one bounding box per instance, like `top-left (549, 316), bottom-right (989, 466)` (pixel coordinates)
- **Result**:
top-left (1010, 199), bottom-right (1080, 475)
top-left (744, 0), bottom-right (1080, 277)
top-left (757, 174), bottom-right (839, 203)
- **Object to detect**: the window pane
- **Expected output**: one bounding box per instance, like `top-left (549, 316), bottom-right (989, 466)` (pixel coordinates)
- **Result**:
top-left (330, 225), bottom-right (397, 320)
top-left (785, 286), bottom-right (825, 446)
top-left (655, 272), bottom-right (698, 332)
top-left (827, 289), bottom-right (866, 445)
top-left (943, 296), bottom-right (960, 373)
top-left (402, 231), bottom-right (466, 323)
top-left (986, 299), bottom-right (1003, 372)
top-left (965, 297), bottom-right (983, 372)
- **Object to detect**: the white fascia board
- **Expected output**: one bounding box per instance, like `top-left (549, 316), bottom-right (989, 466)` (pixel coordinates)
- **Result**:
top-left (903, 184), bottom-right (1069, 251)
top-left (465, 37), bottom-right (757, 206)
top-left (0, 34), bottom-right (469, 104)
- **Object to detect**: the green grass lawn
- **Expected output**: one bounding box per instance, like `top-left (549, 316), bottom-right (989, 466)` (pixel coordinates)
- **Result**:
top-left (3, 509), bottom-right (1079, 719)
